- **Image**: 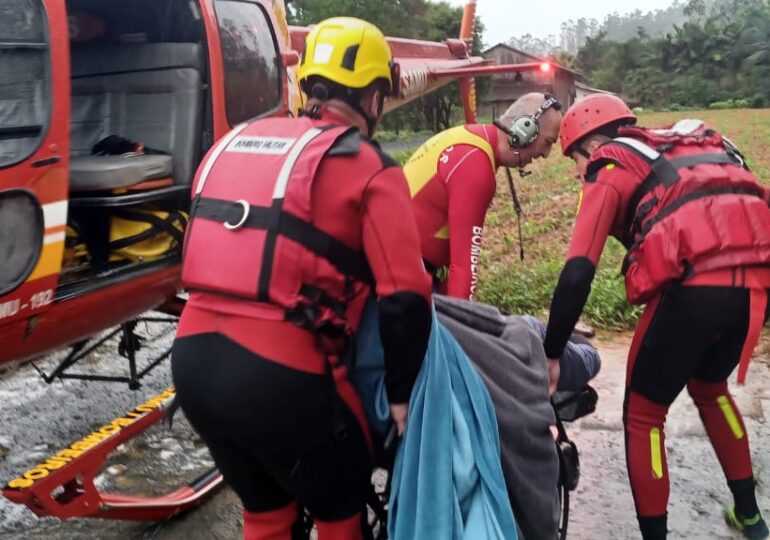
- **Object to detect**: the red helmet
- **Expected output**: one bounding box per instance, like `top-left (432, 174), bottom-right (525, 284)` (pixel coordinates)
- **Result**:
top-left (559, 94), bottom-right (637, 155)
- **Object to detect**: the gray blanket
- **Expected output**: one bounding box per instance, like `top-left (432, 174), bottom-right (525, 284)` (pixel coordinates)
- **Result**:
top-left (435, 295), bottom-right (560, 540)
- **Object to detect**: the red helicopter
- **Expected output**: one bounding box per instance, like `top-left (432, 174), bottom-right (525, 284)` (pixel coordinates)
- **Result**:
top-left (1, 0), bottom-right (553, 522)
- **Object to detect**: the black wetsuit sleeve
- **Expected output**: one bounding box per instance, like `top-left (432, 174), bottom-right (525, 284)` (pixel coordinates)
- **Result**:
top-left (378, 292), bottom-right (431, 403)
top-left (545, 168), bottom-right (624, 358)
top-left (543, 257), bottom-right (596, 359)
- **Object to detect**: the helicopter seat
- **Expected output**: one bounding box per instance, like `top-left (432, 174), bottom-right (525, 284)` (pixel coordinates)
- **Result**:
top-left (69, 42), bottom-right (204, 193)
top-left (69, 154), bottom-right (174, 192)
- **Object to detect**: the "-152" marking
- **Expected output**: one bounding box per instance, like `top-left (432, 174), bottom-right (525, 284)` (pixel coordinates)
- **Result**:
top-left (0, 289), bottom-right (54, 320)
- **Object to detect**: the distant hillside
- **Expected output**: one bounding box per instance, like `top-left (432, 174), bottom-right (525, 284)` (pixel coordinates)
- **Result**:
top-left (559, 2), bottom-right (688, 54)
top-left (508, 1), bottom-right (730, 57)
top-left (601, 3), bottom-right (689, 42)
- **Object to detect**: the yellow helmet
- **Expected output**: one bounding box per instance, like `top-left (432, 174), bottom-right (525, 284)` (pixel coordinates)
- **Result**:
top-left (298, 17), bottom-right (395, 93)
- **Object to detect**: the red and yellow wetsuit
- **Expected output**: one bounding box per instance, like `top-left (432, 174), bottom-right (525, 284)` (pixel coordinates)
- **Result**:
top-left (543, 135), bottom-right (770, 538)
top-left (404, 124), bottom-right (502, 299)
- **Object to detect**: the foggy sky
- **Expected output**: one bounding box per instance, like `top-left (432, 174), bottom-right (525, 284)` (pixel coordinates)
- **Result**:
top-left (445, 0), bottom-right (677, 47)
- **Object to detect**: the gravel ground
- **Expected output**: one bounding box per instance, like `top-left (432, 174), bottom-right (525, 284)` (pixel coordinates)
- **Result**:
top-left (1, 320), bottom-right (768, 539)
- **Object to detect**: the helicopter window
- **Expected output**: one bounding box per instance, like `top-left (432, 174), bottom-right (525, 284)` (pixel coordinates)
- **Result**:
top-left (0, 190), bottom-right (44, 296)
top-left (66, 0), bottom-right (208, 188)
top-left (215, 0), bottom-right (281, 125)
top-left (66, 0), bottom-right (205, 45)
top-left (0, 0), bottom-right (50, 169)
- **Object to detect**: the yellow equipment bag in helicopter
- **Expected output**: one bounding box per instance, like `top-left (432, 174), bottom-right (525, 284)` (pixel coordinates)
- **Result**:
top-left (108, 208), bottom-right (187, 263)
top-left (64, 224), bottom-right (91, 269)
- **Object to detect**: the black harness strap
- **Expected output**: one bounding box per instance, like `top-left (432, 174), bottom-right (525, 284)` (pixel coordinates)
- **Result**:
top-left (620, 186), bottom-right (766, 274)
top-left (299, 284), bottom-right (348, 319)
top-left (257, 197), bottom-right (283, 301)
top-left (108, 208), bottom-right (186, 250)
top-left (668, 152), bottom-right (740, 171)
top-left (640, 186), bottom-right (766, 237)
top-left (584, 157), bottom-right (618, 182)
top-left (279, 211), bottom-right (374, 283)
top-left (623, 149), bottom-right (746, 245)
top-left (647, 156), bottom-right (679, 188)
top-left (192, 197), bottom-right (374, 285)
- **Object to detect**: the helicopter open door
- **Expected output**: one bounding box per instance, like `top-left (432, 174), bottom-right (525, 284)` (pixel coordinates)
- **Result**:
top-left (2, 0), bottom-right (574, 524)
top-left (0, 0), bottom-right (70, 328)
top-left (0, 0), bottom-right (255, 367)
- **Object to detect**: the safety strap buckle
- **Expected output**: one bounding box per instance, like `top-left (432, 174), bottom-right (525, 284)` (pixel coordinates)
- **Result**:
top-left (223, 199), bottom-right (250, 230)
top-left (723, 136), bottom-right (747, 169)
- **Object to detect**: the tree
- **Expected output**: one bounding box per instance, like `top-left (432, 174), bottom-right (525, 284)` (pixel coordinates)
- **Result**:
top-left (421, 2), bottom-right (487, 130)
top-left (737, 3), bottom-right (770, 66)
top-left (553, 51), bottom-right (578, 71)
top-left (683, 0), bottom-right (707, 18)
top-left (506, 33), bottom-right (556, 57)
top-left (288, 0), bottom-right (429, 38)
top-left (288, 0), bottom-right (487, 133)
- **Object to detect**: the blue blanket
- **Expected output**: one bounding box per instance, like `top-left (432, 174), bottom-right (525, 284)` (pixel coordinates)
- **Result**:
top-left (348, 298), bottom-right (518, 539)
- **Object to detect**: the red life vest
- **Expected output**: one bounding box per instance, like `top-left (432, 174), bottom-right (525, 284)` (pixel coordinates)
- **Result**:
top-left (586, 120), bottom-right (770, 304)
top-left (182, 116), bottom-right (373, 337)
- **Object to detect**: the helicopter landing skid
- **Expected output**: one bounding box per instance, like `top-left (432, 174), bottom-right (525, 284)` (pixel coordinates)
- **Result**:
top-left (32, 316), bottom-right (178, 390)
top-left (2, 387), bottom-right (224, 521)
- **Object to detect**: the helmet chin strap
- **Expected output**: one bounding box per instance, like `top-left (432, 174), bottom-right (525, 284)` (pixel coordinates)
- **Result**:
top-left (351, 89), bottom-right (385, 138)
top-left (575, 146), bottom-right (592, 159)
top-left (303, 79), bottom-right (378, 137)
top-left (348, 99), bottom-right (377, 138)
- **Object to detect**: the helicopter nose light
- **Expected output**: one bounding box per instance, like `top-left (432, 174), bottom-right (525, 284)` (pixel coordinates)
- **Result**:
top-left (224, 199), bottom-right (250, 230)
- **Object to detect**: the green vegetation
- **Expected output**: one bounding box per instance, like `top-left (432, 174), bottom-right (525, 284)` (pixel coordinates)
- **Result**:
top-left (288, 0), bottom-right (486, 134)
top-left (391, 150), bottom-right (413, 166)
top-left (374, 129), bottom-right (433, 144)
top-left (568, 1), bottom-right (770, 109)
top-left (516, 2), bottom-right (770, 111)
top-left (708, 99), bottom-right (751, 110)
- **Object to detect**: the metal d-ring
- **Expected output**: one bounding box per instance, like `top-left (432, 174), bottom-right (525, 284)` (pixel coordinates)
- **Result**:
top-left (224, 199), bottom-right (250, 230)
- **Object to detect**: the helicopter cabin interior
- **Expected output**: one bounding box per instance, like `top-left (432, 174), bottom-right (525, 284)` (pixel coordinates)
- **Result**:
top-left (1, 0), bottom-right (283, 297)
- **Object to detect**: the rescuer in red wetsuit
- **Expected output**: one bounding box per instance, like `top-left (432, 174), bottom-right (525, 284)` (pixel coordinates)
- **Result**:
top-left (543, 94), bottom-right (770, 540)
top-left (404, 92), bottom-right (562, 300)
top-left (171, 18), bottom-right (432, 540)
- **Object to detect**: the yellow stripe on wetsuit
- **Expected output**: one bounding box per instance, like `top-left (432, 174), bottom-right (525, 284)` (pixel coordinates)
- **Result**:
top-left (717, 395), bottom-right (745, 439)
top-left (403, 125), bottom-right (496, 198)
top-left (650, 428), bottom-right (664, 479)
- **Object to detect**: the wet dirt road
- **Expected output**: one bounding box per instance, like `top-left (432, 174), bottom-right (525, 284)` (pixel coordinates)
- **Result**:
top-left (1, 322), bottom-right (768, 539)
top-left (567, 336), bottom-right (770, 540)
